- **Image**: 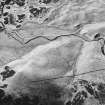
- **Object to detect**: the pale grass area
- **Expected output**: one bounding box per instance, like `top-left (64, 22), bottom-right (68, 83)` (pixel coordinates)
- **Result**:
top-left (76, 41), bottom-right (105, 83)
top-left (1, 36), bottom-right (83, 96)
top-left (47, 0), bottom-right (105, 32)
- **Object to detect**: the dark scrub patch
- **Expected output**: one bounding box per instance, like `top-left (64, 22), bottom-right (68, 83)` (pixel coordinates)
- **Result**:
top-left (95, 83), bottom-right (105, 104)
top-left (0, 84), bottom-right (8, 88)
top-left (39, 0), bottom-right (59, 4)
top-left (0, 89), bottom-right (5, 100)
top-left (17, 14), bottom-right (25, 23)
top-left (0, 3), bottom-right (4, 17)
top-left (0, 1), bottom-right (5, 6)
top-left (97, 83), bottom-right (105, 92)
top-left (84, 84), bottom-right (94, 95)
top-left (6, 5), bottom-right (10, 9)
top-left (74, 79), bottom-right (95, 96)
top-left (14, 0), bottom-right (25, 6)
top-left (29, 7), bottom-right (40, 17)
top-left (17, 14), bottom-right (25, 20)
top-left (94, 33), bottom-right (101, 40)
top-left (0, 66), bottom-right (15, 81)
top-left (66, 101), bottom-right (72, 105)
top-left (0, 0), bottom-right (12, 5)
top-left (3, 12), bottom-right (8, 16)
top-left (1, 95), bottom-right (13, 105)
top-left (97, 92), bottom-right (105, 104)
top-left (39, 0), bottom-right (52, 4)
top-left (29, 6), bottom-right (49, 18)
top-left (4, 66), bottom-right (11, 71)
top-left (5, 0), bottom-right (12, 5)
top-left (0, 22), bottom-right (5, 32)
top-left (71, 91), bottom-right (87, 105)
top-left (71, 80), bottom-right (105, 105)
top-left (101, 45), bottom-right (105, 55)
top-left (16, 24), bottom-right (21, 28)
top-left (52, 0), bottom-right (60, 3)
top-left (4, 17), bottom-right (9, 24)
